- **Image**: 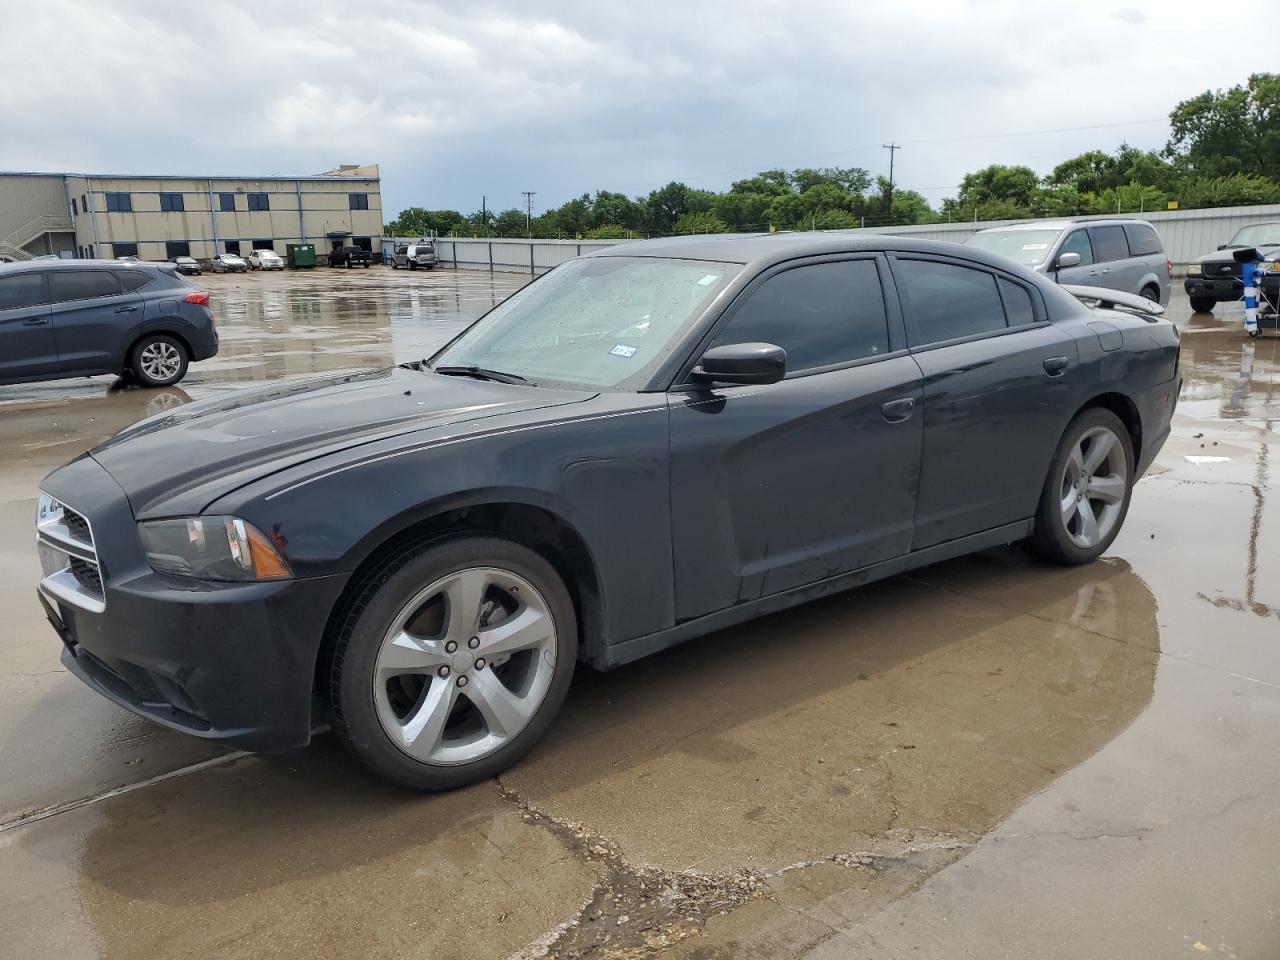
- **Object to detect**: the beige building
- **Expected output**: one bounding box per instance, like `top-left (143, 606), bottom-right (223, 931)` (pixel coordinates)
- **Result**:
top-left (0, 164), bottom-right (381, 263)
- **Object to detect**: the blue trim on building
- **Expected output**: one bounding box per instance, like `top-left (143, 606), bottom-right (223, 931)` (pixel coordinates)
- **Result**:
top-left (1, 169), bottom-right (379, 182)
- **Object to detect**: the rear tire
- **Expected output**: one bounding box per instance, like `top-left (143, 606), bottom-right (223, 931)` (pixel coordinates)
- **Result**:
top-left (1190, 296), bottom-right (1216, 314)
top-left (1025, 407), bottom-right (1134, 565)
top-left (130, 333), bottom-right (190, 387)
top-left (1140, 285), bottom-right (1159, 303)
top-left (327, 535), bottom-right (577, 791)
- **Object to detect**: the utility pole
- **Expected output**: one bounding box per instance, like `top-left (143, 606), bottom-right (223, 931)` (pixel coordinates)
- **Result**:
top-left (481, 195), bottom-right (487, 236)
top-left (521, 191), bottom-right (536, 236)
top-left (882, 143), bottom-right (900, 219)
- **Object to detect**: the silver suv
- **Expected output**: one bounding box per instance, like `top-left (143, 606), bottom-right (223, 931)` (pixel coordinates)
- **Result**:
top-left (391, 241), bottom-right (438, 270)
top-left (965, 218), bottom-right (1170, 304)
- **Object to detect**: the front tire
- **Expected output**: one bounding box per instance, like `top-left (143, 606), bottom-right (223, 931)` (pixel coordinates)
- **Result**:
top-left (1190, 296), bottom-right (1216, 314)
top-left (130, 333), bottom-right (190, 387)
top-left (1025, 408), bottom-right (1134, 565)
top-left (327, 536), bottom-right (577, 790)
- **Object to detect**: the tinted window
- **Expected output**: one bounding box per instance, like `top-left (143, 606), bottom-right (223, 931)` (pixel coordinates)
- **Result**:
top-left (104, 192), bottom-right (132, 213)
top-left (998, 278), bottom-right (1035, 326)
top-left (1089, 225), bottom-right (1129, 263)
top-left (159, 192), bottom-right (185, 212)
top-left (247, 192), bottom-right (269, 211)
top-left (70, 198), bottom-right (77, 216)
top-left (1058, 230), bottom-right (1093, 266)
top-left (899, 259), bottom-right (1006, 345)
top-left (349, 193), bottom-right (369, 210)
top-left (225, 240), bottom-right (242, 255)
top-left (1123, 223), bottom-right (1162, 256)
top-left (219, 193), bottom-right (236, 212)
top-left (115, 270), bottom-right (154, 291)
top-left (0, 273), bottom-right (46, 310)
top-left (50, 270), bottom-right (122, 302)
top-left (112, 242), bottom-right (138, 258)
top-left (165, 241), bottom-right (190, 259)
top-left (711, 260), bottom-right (890, 372)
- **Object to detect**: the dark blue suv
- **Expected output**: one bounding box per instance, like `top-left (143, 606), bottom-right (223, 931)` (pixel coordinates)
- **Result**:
top-left (0, 260), bottom-right (218, 387)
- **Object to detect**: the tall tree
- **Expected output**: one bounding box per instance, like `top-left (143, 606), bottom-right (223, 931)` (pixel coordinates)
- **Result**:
top-left (1166, 73), bottom-right (1280, 180)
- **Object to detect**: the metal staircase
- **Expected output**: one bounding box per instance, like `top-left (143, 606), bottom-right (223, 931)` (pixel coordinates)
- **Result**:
top-left (0, 215), bottom-right (75, 260)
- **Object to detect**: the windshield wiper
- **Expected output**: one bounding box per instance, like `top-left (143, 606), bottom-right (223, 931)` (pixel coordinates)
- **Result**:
top-left (433, 365), bottom-right (528, 385)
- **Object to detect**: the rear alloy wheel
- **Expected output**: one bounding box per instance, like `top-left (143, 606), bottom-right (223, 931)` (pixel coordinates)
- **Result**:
top-left (130, 334), bottom-right (189, 387)
top-left (1140, 285), bottom-right (1159, 303)
top-left (328, 536), bottom-right (576, 790)
top-left (1026, 408), bottom-right (1133, 565)
top-left (1190, 296), bottom-right (1216, 314)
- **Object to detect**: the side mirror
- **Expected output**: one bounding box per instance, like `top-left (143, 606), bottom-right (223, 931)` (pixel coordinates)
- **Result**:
top-left (1056, 252), bottom-right (1081, 269)
top-left (1232, 247), bottom-right (1259, 263)
top-left (693, 342), bottom-right (786, 386)
top-left (1217, 244), bottom-right (1229, 251)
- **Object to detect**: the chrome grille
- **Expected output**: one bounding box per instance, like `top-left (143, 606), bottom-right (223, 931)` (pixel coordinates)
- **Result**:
top-left (37, 493), bottom-right (105, 613)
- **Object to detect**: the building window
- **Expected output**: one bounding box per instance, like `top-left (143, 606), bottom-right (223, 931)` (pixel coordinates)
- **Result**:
top-left (165, 241), bottom-right (190, 259)
top-left (247, 193), bottom-right (269, 211)
top-left (159, 192), bottom-right (185, 213)
top-left (105, 192), bottom-right (132, 213)
top-left (220, 193), bottom-right (236, 212)
top-left (349, 193), bottom-right (369, 210)
top-left (252, 239), bottom-right (274, 251)
top-left (352, 237), bottom-right (373, 251)
top-left (70, 198), bottom-right (77, 216)
top-left (112, 242), bottom-right (139, 258)
top-left (81, 194), bottom-right (87, 213)
top-left (225, 240), bottom-right (242, 255)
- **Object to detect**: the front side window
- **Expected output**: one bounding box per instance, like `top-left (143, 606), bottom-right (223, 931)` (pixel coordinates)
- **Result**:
top-left (710, 259), bottom-right (889, 372)
top-left (1089, 225), bottom-right (1129, 263)
top-left (1058, 230), bottom-right (1094, 266)
top-left (104, 192), bottom-right (132, 213)
top-left (159, 192), bottom-right (185, 213)
top-left (50, 270), bottom-right (123, 302)
top-left (433, 256), bottom-right (740, 389)
top-left (219, 193), bottom-right (236, 212)
top-left (898, 259), bottom-right (1006, 346)
top-left (0, 272), bottom-right (46, 310)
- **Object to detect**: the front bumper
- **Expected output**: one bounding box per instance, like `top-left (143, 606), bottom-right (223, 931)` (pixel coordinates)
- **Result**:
top-left (1184, 275), bottom-right (1240, 301)
top-left (39, 455), bottom-right (348, 751)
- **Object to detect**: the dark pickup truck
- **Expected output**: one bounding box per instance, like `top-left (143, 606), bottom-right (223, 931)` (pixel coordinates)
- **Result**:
top-left (329, 246), bottom-right (373, 269)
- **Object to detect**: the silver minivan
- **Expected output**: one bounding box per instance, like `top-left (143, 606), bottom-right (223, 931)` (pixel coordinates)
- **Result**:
top-left (391, 241), bottom-right (438, 270)
top-left (965, 218), bottom-right (1170, 304)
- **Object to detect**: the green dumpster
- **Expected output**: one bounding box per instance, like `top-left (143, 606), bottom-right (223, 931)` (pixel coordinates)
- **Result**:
top-left (286, 243), bottom-right (316, 269)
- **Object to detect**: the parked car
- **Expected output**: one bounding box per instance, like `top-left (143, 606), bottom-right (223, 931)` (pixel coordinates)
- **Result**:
top-left (210, 253), bottom-right (248, 274)
top-left (36, 234), bottom-right (1179, 790)
top-left (0, 259), bottom-right (216, 388)
top-left (116, 255), bottom-right (139, 263)
top-left (1184, 221), bottom-right (1280, 314)
top-left (391, 241), bottom-right (438, 270)
top-left (965, 218), bottom-right (1170, 304)
top-left (329, 245), bottom-right (373, 268)
top-left (172, 256), bottom-right (201, 276)
top-left (248, 249), bottom-right (285, 271)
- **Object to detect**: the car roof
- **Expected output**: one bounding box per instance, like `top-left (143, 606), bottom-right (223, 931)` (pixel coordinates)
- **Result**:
top-left (586, 231), bottom-right (1040, 271)
top-left (0, 258), bottom-right (173, 275)
top-left (972, 216), bottom-right (1157, 235)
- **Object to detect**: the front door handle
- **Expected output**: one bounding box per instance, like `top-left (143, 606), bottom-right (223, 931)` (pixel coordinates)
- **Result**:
top-left (114, 305), bottom-right (139, 313)
top-left (881, 397), bottom-right (916, 423)
top-left (1043, 356), bottom-right (1069, 377)
top-left (23, 316), bottom-right (49, 325)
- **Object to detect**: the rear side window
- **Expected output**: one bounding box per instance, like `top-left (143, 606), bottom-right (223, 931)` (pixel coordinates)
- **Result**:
top-left (998, 278), bottom-right (1035, 326)
top-left (1089, 225), bottom-right (1129, 263)
top-left (1123, 223), bottom-right (1162, 256)
top-left (711, 259), bottom-right (890, 372)
top-left (50, 270), bottom-right (123, 302)
top-left (898, 259), bottom-right (1006, 345)
top-left (0, 272), bottom-right (46, 310)
top-left (1058, 230), bottom-right (1093, 266)
top-left (115, 270), bottom-right (154, 291)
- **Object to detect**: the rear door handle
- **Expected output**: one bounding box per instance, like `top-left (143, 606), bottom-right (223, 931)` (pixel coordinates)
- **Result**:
top-left (881, 397), bottom-right (916, 423)
top-left (114, 305), bottom-right (139, 313)
top-left (1043, 356), bottom-right (1069, 377)
top-left (22, 316), bottom-right (49, 326)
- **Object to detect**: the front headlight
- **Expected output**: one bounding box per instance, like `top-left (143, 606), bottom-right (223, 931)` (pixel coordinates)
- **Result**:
top-left (138, 516), bottom-right (291, 581)
top-left (1186, 264), bottom-right (1202, 276)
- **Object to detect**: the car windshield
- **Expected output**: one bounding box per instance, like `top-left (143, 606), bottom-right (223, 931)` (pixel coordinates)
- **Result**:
top-left (964, 228), bottom-right (1063, 266)
top-left (432, 256), bottom-right (741, 389)
top-left (1227, 223), bottom-right (1280, 247)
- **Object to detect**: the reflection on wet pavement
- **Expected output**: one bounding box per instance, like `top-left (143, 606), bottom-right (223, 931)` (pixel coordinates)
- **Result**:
top-left (0, 278), bottom-right (1277, 959)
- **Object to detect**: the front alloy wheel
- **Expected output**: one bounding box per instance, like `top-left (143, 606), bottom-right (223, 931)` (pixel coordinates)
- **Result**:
top-left (130, 334), bottom-right (189, 387)
top-left (328, 536), bottom-right (577, 790)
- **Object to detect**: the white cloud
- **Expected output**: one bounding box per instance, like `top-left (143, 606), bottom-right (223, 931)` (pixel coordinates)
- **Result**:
top-left (0, 0), bottom-right (1271, 216)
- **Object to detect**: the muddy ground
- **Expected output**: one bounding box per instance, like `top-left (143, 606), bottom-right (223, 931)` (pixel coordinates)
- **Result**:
top-left (0, 267), bottom-right (1276, 959)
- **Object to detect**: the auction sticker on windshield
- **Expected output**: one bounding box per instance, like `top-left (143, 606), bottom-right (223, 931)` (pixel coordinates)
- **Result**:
top-left (609, 344), bottom-right (638, 358)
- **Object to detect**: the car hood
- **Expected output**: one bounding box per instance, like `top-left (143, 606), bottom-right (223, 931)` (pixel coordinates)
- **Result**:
top-left (1194, 244), bottom-right (1280, 264)
top-left (89, 367), bottom-right (595, 517)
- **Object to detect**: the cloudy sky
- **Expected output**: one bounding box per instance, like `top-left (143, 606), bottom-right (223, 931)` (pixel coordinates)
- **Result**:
top-left (1, 1), bottom-right (1272, 219)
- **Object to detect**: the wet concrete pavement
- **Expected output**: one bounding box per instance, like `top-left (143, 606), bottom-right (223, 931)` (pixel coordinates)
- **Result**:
top-left (0, 269), bottom-right (1276, 959)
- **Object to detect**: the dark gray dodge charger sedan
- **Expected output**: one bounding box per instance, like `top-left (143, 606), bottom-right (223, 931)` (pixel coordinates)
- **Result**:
top-left (36, 233), bottom-right (1181, 789)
